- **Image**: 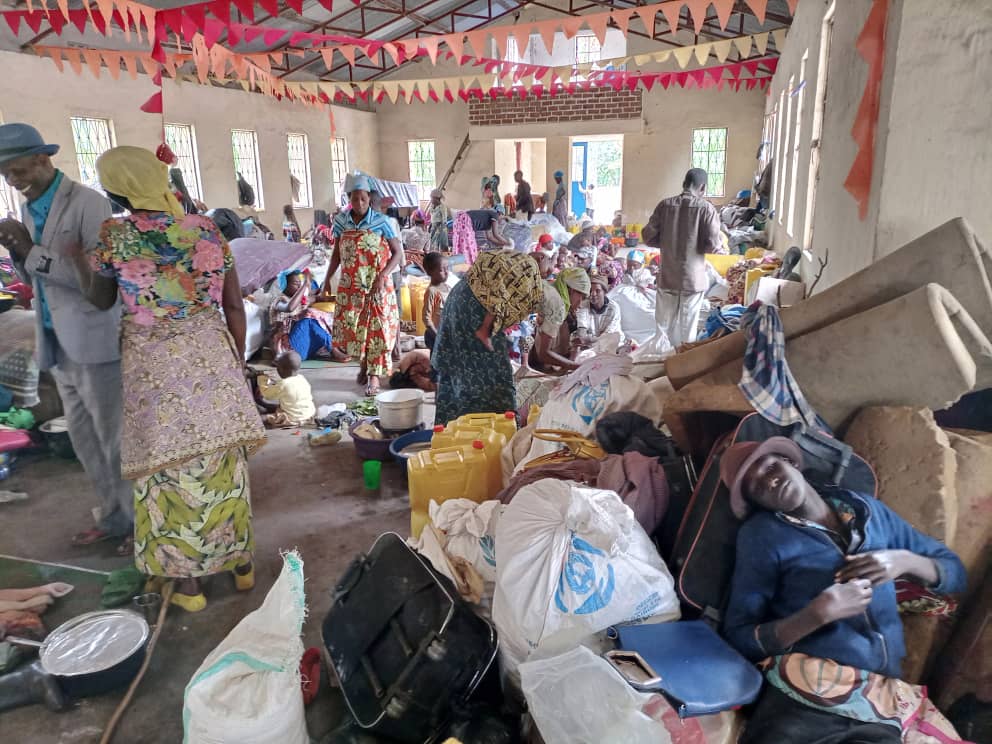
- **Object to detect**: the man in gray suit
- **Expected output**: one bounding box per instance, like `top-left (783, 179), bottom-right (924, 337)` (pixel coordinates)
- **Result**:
top-left (0, 123), bottom-right (133, 552)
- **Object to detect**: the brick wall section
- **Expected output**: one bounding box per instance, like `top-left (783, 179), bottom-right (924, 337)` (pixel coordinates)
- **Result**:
top-left (468, 88), bottom-right (642, 126)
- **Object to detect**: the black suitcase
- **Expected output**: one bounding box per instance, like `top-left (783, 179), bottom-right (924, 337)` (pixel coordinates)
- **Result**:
top-left (671, 413), bottom-right (876, 623)
top-left (321, 532), bottom-right (499, 744)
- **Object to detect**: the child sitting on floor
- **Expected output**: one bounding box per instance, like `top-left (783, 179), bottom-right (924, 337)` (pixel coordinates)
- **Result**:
top-left (257, 351), bottom-right (316, 428)
top-left (422, 252), bottom-right (450, 352)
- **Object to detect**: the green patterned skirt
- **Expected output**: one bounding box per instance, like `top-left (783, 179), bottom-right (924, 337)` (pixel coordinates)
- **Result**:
top-left (134, 446), bottom-right (253, 578)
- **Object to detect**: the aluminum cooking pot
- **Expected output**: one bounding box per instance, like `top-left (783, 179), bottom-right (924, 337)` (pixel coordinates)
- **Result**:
top-left (9, 609), bottom-right (149, 699)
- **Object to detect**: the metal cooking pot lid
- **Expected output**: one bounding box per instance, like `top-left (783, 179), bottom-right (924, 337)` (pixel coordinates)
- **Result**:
top-left (41, 610), bottom-right (149, 676)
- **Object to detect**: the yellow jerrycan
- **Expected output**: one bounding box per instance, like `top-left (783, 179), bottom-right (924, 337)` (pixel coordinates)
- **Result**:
top-left (408, 441), bottom-right (489, 539)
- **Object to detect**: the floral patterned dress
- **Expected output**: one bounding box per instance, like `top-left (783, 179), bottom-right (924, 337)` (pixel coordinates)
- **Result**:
top-left (331, 209), bottom-right (399, 378)
top-left (94, 212), bottom-right (266, 578)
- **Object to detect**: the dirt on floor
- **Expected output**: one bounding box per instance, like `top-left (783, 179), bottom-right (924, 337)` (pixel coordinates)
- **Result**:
top-left (0, 364), bottom-right (425, 744)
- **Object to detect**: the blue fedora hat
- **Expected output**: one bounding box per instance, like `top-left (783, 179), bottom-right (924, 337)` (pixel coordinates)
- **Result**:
top-left (0, 123), bottom-right (60, 165)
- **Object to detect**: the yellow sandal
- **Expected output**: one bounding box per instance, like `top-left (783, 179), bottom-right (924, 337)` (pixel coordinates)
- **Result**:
top-left (170, 591), bottom-right (207, 613)
top-left (233, 565), bottom-right (255, 592)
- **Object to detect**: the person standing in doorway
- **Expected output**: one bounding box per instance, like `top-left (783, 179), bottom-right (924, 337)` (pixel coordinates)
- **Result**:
top-left (0, 123), bottom-right (133, 554)
top-left (579, 182), bottom-right (596, 222)
top-left (514, 170), bottom-right (534, 221)
top-left (551, 170), bottom-right (569, 227)
top-left (641, 168), bottom-right (722, 347)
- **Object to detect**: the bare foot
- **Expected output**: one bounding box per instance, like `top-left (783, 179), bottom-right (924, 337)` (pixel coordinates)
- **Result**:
top-left (474, 328), bottom-right (494, 351)
top-left (366, 376), bottom-right (381, 396)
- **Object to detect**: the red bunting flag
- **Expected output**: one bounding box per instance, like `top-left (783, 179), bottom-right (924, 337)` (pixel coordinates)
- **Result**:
top-left (140, 91), bottom-right (163, 113)
top-left (231, 0), bottom-right (254, 23)
top-left (209, 0), bottom-right (229, 22)
top-left (258, 0), bottom-right (279, 17)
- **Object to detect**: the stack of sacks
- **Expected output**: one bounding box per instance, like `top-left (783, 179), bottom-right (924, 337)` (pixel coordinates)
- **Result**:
top-left (844, 407), bottom-right (992, 684)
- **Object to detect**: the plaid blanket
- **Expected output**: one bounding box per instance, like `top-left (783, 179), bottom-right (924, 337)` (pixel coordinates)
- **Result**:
top-left (738, 303), bottom-right (829, 432)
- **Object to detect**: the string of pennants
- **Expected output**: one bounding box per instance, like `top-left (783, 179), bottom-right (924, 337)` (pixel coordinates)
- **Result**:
top-left (5, 0), bottom-right (793, 113)
top-left (34, 39), bottom-right (777, 106)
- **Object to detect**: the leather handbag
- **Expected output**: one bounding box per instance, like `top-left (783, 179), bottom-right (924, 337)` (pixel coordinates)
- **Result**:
top-left (606, 620), bottom-right (762, 718)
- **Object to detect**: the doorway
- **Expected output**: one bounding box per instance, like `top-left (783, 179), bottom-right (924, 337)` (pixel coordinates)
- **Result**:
top-left (494, 138), bottom-right (547, 211)
top-left (570, 135), bottom-right (623, 224)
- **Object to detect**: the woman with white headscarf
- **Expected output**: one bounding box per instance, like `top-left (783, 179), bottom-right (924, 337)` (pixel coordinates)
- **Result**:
top-left (322, 173), bottom-right (403, 396)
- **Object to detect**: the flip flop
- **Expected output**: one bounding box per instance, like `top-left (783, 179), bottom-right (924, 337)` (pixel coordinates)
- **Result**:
top-left (71, 528), bottom-right (113, 547)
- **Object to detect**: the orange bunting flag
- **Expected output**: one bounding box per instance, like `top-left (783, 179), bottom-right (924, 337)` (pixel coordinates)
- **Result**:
top-left (81, 48), bottom-right (104, 78)
top-left (585, 13), bottom-right (609, 45)
top-left (337, 45), bottom-right (356, 66)
top-left (445, 33), bottom-right (464, 61)
top-left (101, 50), bottom-right (121, 79)
top-left (535, 18), bottom-right (559, 56)
top-left (419, 36), bottom-right (442, 64)
top-left (634, 6), bottom-right (657, 37)
top-left (745, 0), bottom-right (767, 25)
top-left (510, 25), bottom-right (531, 59)
top-left (488, 26), bottom-right (510, 59)
top-left (712, 0), bottom-right (734, 30)
top-left (611, 7), bottom-right (635, 37)
top-left (43, 47), bottom-right (65, 73)
top-left (64, 49), bottom-right (83, 76)
top-left (465, 30), bottom-right (488, 60)
top-left (122, 51), bottom-right (139, 79)
top-left (659, 1), bottom-right (681, 34)
top-left (559, 16), bottom-right (584, 40)
top-left (685, 0), bottom-right (710, 34)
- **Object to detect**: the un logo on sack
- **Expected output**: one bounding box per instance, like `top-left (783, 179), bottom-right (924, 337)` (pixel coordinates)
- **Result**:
top-left (554, 534), bottom-right (616, 616)
top-left (480, 535), bottom-right (496, 568)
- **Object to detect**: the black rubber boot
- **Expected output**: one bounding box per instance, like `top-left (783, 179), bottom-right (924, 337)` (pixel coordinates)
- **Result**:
top-left (0, 659), bottom-right (67, 712)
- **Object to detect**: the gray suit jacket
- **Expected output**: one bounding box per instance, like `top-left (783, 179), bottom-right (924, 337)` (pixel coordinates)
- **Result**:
top-left (13, 175), bottom-right (121, 370)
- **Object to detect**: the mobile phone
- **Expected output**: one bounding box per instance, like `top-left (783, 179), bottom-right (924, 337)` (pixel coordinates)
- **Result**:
top-left (604, 650), bottom-right (662, 690)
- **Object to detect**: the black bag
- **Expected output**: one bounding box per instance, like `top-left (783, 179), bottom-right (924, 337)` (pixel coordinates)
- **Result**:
top-left (671, 413), bottom-right (876, 623)
top-left (321, 533), bottom-right (499, 744)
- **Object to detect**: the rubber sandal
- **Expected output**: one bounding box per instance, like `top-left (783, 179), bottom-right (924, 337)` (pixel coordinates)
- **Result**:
top-left (233, 564), bottom-right (255, 591)
top-left (71, 528), bottom-right (113, 547)
top-left (365, 384), bottom-right (380, 397)
top-left (300, 647), bottom-right (322, 705)
top-left (170, 592), bottom-right (207, 613)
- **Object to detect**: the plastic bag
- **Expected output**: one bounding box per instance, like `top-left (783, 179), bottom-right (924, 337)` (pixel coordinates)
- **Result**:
top-left (492, 480), bottom-right (680, 673)
top-left (520, 646), bottom-right (673, 744)
top-left (521, 646), bottom-right (742, 744)
top-left (429, 498), bottom-right (502, 583)
top-left (183, 552), bottom-right (308, 744)
top-left (609, 284), bottom-right (658, 344)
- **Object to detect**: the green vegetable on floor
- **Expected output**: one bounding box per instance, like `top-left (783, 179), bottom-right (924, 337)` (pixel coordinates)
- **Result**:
top-left (347, 398), bottom-right (378, 416)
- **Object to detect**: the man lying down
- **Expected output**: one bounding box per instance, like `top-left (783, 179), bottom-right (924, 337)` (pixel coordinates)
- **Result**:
top-left (720, 437), bottom-right (966, 744)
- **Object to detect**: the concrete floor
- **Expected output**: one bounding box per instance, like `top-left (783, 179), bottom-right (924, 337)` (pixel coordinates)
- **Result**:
top-left (0, 364), bottom-right (426, 744)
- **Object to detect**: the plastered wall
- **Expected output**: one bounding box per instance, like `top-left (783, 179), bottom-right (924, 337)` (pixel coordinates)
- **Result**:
top-left (0, 50), bottom-right (379, 230)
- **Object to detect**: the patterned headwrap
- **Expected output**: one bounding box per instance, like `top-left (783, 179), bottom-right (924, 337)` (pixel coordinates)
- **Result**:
top-left (96, 146), bottom-right (184, 219)
top-left (554, 267), bottom-right (591, 312)
top-left (347, 172), bottom-right (374, 194)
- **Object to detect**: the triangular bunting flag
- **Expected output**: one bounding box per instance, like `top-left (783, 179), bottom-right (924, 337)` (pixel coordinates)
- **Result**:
top-left (534, 18), bottom-right (558, 55)
top-left (101, 50), bottom-right (122, 79)
top-left (693, 42), bottom-right (712, 65)
top-left (743, 59), bottom-right (760, 76)
top-left (672, 46), bottom-right (694, 69)
top-left (203, 18), bottom-right (225, 47)
top-left (764, 57), bottom-right (779, 74)
top-left (712, 0), bottom-right (734, 30)
top-left (337, 45), bottom-right (356, 66)
top-left (772, 28), bottom-right (787, 52)
top-left (186, 5), bottom-right (206, 35)
top-left (641, 74), bottom-right (655, 92)
top-left (445, 33), bottom-right (464, 61)
top-left (611, 7), bottom-right (635, 37)
top-left (41, 47), bottom-right (64, 73)
top-left (231, 0), bottom-right (254, 22)
top-left (258, 0), bottom-right (278, 17)
top-left (123, 51), bottom-right (138, 79)
top-left (634, 53), bottom-right (652, 65)
top-left (675, 71), bottom-right (688, 88)
top-left (243, 26), bottom-right (264, 44)
top-left (286, 0), bottom-right (303, 13)
top-left (94, 0), bottom-right (114, 27)
top-left (658, 73), bottom-right (671, 90)
top-left (688, 69), bottom-right (705, 87)
top-left (659, 1), bottom-right (681, 34)
top-left (786, 0), bottom-right (798, 14)
top-left (382, 42), bottom-right (401, 66)
top-left (633, 6), bottom-right (657, 37)
top-left (559, 16), bottom-right (584, 40)
top-left (181, 15), bottom-right (199, 44)
top-left (64, 49), bottom-right (83, 76)
top-left (140, 91), bottom-right (163, 113)
top-left (652, 49), bottom-right (670, 64)
top-left (744, 0), bottom-right (767, 25)
top-left (465, 30), bottom-right (487, 60)
top-left (746, 78), bottom-right (757, 90)
top-left (419, 36), bottom-right (441, 64)
top-left (25, 11), bottom-right (46, 34)
top-left (585, 14), bottom-right (608, 46)
top-left (510, 25), bottom-right (531, 59)
top-left (56, 0), bottom-right (69, 23)
top-left (69, 8), bottom-right (89, 33)
top-left (227, 22), bottom-right (243, 45)
top-left (712, 39), bottom-right (733, 63)
top-left (208, 0), bottom-right (229, 21)
top-left (263, 28), bottom-right (286, 46)
top-left (685, 0), bottom-right (710, 34)
top-left (753, 31), bottom-right (769, 55)
top-left (734, 35), bottom-right (753, 58)
top-left (489, 26), bottom-right (510, 59)
top-left (3, 12), bottom-right (20, 34)
top-left (727, 62), bottom-right (742, 79)
top-left (706, 65), bottom-right (724, 82)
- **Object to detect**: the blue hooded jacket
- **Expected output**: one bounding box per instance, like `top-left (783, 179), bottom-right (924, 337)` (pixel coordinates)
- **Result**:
top-left (723, 489), bottom-right (965, 678)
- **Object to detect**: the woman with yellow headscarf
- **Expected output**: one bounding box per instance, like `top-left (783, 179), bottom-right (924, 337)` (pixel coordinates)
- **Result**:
top-left (529, 266), bottom-right (590, 374)
top-left (72, 146), bottom-right (266, 613)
